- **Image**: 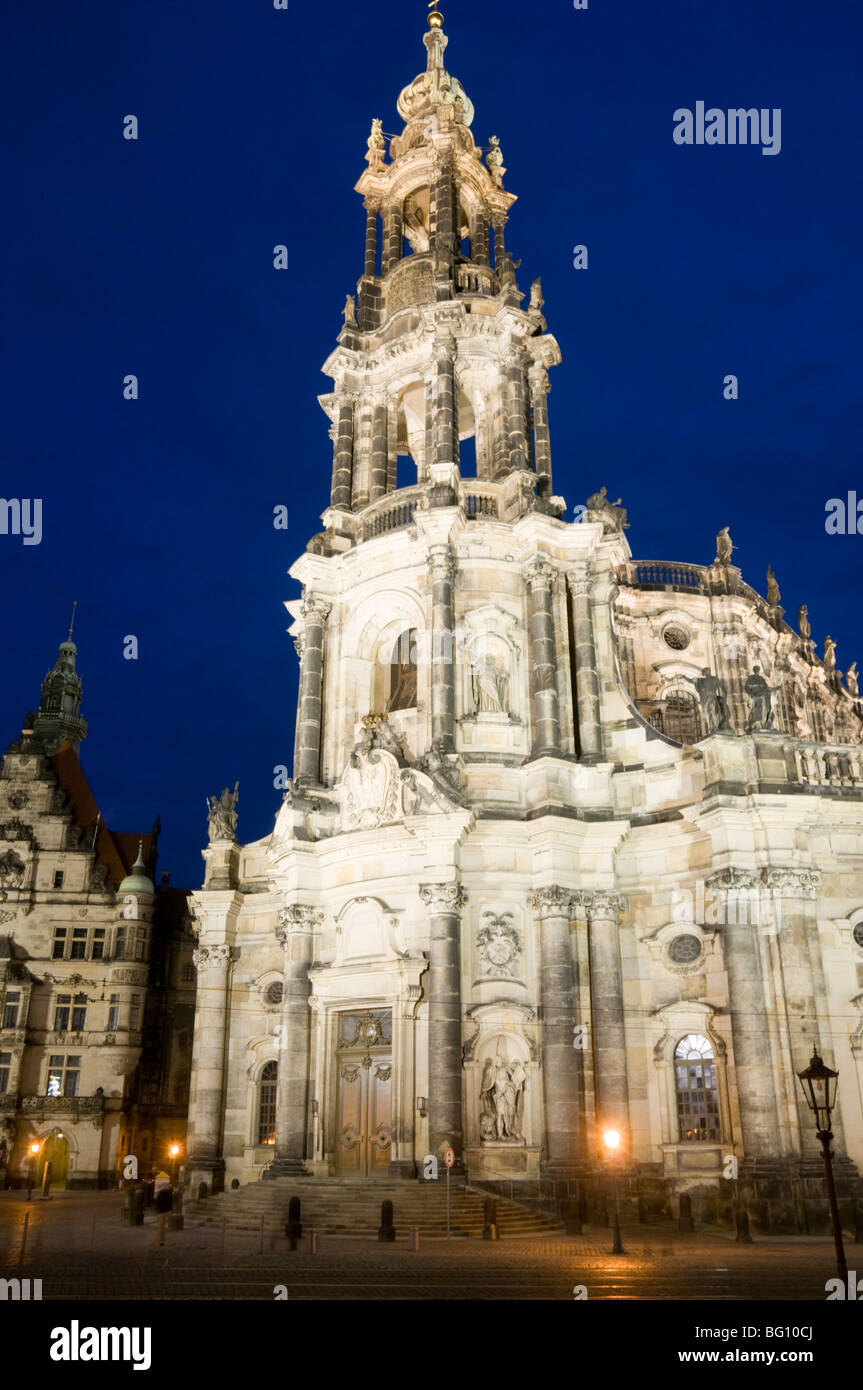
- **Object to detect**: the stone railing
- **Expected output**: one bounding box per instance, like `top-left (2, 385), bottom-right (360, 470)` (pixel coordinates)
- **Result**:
top-left (462, 489), bottom-right (499, 520)
top-left (620, 560), bottom-right (709, 594)
top-left (454, 262), bottom-right (499, 297)
top-left (795, 745), bottom-right (863, 790)
top-left (19, 1094), bottom-right (105, 1116)
top-left (362, 497), bottom-right (418, 541)
top-left (0, 1093), bottom-right (19, 1111)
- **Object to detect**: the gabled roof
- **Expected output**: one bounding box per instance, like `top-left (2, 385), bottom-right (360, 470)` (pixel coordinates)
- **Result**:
top-left (52, 742), bottom-right (157, 889)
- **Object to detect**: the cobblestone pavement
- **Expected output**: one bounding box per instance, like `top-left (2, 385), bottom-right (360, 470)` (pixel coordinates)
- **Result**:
top-left (1, 1191), bottom-right (857, 1300)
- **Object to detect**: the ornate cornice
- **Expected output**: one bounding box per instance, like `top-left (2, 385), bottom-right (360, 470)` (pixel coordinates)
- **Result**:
top-left (276, 904), bottom-right (324, 941)
top-left (705, 868), bottom-right (759, 893)
top-left (419, 883), bottom-right (467, 915)
top-left (706, 867), bottom-right (822, 900)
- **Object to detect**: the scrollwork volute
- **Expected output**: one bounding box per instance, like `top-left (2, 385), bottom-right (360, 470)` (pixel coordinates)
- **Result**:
top-left (192, 944), bottom-right (237, 972)
top-left (276, 904), bottom-right (324, 945)
top-left (526, 886), bottom-right (576, 917)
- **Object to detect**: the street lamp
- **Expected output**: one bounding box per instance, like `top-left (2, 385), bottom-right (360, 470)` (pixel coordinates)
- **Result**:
top-left (797, 1049), bottom-right (847, 1281)
top-left (169, 1143), bottom-right (181, 1187)
top-left (26, 1141), bottom-right (40, 1202)
top-left (603, 1128), bottom-right (625, 1255)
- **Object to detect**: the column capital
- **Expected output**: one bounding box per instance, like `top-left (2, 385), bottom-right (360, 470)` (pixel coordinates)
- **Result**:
top-left (705, 867), bottom-right (759, 894)
top-left (301, 595), bottom-right (332, 625)
top-left (419, 882), bottom-right (467, 915)
top-left (527, 886), bottom-right (576, 916)
top-left (525, 556), bottom-right (555, 591)
top-left (192, 944), bottom-right (237, 972)
top-left (428, 545), bottom-right (456, 584)
top-left (758, 866), bottom-right (822, 899)
top-left (578, 890), bottom-right (626, 921)
top-left (277, 904), bottom-right (324, 941)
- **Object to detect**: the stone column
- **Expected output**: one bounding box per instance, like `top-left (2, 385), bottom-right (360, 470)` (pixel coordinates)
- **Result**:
top-left (529, 365), bottom-right (552, 481)
top-left (584, 892), bottom-right (629, 1141)
top-left (369, 402), bottom-right (388, 502)
top-left (491, 213), bottom-right (506, 269)
top-left (419, 884), bottom-right (467, 1163)
top-left (269, 905), bottom-right (323, 1176)
top-left (708, 869), bottom-right (781, 1157)
top-left (382, 205), bottom-right (404, 274)
top-left (526, 559), bottom-right (561, 757)
top-left (330, 396), bottom-right (355, 511)
top-left (431, 156), bottom-right (456, 264)
top-left (568, 572), bottom-right (603, 763)
top-left (293, 596), bottom-right (331, 786)
top-left (433, 336), bottom-right (458, 468)
top-left (363, 202), bottom-right (379, 278)
top-left (186, 942), bottom-right (236, 1192)
top-left (504, 350), bottom-right (528, 471)
top-left (528, 887), bottom-right (582, 1170)
top-left (429, 546), bottom-right (456, 754)
top-left (472, 209), bottom-right (490, 266)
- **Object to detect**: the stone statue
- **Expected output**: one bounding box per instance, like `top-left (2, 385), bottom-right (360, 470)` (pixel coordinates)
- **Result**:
top-left (207, 783), bottom-right (239, 844)
top-left (846, 662), bottom-right (859, 698)
top-left (824, 636), bottom-right (837, 672)
top-left (486, 134), bottom-right (503, 168)
top-left (344, 294), bottom-right (357, 327)
top-left (367, 117), bottom-right (385, 151)
top-left (766, 566), bottom-right (781, 608)
top-left (471, 654), bottom-right (509, 716)
top-left (798, 604), bottom-right (811, 641)
top-left (715, 527), bottom-right (735, 566)
top-left (685, 669), bottom-right (732, 735)
top-left (586, 485), bottom-right (629, 532)
top-left (744, 667), bottom-right (780, 733)
top-left (453, 95), bottom-right (466, 124)
top-left (479, 1057), bottom-right (496, 1134)
top-left (529, 278), bottom-right (544, 311)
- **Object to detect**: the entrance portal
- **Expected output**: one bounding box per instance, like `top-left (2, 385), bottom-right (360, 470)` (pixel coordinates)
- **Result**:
top-left (39, 1132), bottom-right (69, 1187)
top-left (336, 1010), bottom-right (393, 1178)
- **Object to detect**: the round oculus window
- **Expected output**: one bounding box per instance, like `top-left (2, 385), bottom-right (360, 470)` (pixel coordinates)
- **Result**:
top-left (668, 933), bottom-right (702, 964)
top-left (663, 626), bottom-right (691, 652)
top-left (853, 922), bottom-right (863, 950)
top-left (264, 981), bottom-right (284, 1006)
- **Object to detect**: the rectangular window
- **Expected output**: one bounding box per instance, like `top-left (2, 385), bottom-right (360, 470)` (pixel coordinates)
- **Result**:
top-left (107, 994), bottom-right (119, 1031)
top-left (115, 927), bottom-right (126, 959)
top-left (71, 1000), bottom-right (87, 1032)
top-left (46, 1055), bottom-right (64, 1096)
top-left (0, 1052), bottom-right (11, 1093)
top-left (181, 962), bottom-right (194, 983)
top-left (2, 992), bottom-right (20, 1029)
top-left (64, 1056), bottom-right (81, 1097)
top-left (134, 935), bottom-right (146, 961)
top-left (53, 870), bottom-right (65, 889)
top-left (52, 928), bottom-right (67, 960)
top-left (91, 928), bottom-right (105, 960)
top-left (129, 1007), bottom-right (140, 1030)
top-left (54, 994), bottom-right (71, 1032)
top-left (70, 928), bottom-right (87, 960)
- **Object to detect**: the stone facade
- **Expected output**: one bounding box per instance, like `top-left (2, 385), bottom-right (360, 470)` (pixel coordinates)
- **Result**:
top-left (185, 12), bottom-right (863, 1232)
top-left (0, 638), bottom-right (195, 1188)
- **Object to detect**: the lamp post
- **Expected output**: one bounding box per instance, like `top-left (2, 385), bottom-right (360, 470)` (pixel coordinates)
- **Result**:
top-left (26, 1141), bottom-right (40, 1202)
top-left (603, 1129), bottom-right (625, 1255)
top-left (169, 1143), bottom-right (181, 1188)
top-left (796, 1049), bottom-right (847, 1282)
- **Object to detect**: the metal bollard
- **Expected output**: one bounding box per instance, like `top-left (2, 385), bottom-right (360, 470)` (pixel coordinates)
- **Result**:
top-left (307, 1229), bottom-right (318, 1255)
top-left (409, 1227), bottom-right (420, 1252)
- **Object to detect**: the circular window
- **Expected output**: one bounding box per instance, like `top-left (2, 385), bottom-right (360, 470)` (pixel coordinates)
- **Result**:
top-left (663, 626), bottom-right (690, 651)
top-left (853, 922), bottom-right (863, 950)
top-left (669, 933), bottom-right (702, 964)
top-left (264, 981), bottom-right (284, 1007)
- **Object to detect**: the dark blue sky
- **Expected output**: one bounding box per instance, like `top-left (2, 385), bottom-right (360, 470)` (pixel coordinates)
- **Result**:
top-left (2, 0), bottom-right (861, 887)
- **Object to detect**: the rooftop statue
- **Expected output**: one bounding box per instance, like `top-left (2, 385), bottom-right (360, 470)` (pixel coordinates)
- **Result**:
top-left (798, 604), bottom-right (811, 642)
top-left (824, 636), bottom-right (837, 672)
top-left (847, 662), bottom-right (859, 698)
top-left (744, 667), bottom-right (780, 733)
top-left (766, 566), bottom-right (781, 608)
top-left (586, 485), bottom-right (629, 532)
top-left (207, 783), bottom-right (239, 844)
top-left (715, 526), bottom-right (736, 566)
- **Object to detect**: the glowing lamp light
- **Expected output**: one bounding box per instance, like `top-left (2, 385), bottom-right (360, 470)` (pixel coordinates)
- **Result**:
top-left (603, 1129), bottom-right (621, 1153)
top-left (169, 1144), bottom-right (181, 1158)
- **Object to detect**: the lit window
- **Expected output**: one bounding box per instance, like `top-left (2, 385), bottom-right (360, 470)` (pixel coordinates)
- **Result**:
top-left (675, 1034), bottom-right (720, 1142)
top-left (52, 929), bottom-right (67, 960)
top-left (46, 1053), bottom-right (81, 1097)
top-left (2, 992), bottom-right (21, 1029)
top-left (257, 1060), bottom-right (278, 1145)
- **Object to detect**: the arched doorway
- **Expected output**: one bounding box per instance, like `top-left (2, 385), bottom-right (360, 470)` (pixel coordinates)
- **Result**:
top-left (39, 1132), bottom-right (70, 1188)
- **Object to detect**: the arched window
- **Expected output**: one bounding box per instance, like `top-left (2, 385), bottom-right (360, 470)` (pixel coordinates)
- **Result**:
top-left (655, 691), bottom-right (701, 745)
top-left (257, 1061), bottom-right (278, 1146)
top-left (674, 1034), bottom-right (720, 1142)
top-left (387, 629), bottom-right (417, 712)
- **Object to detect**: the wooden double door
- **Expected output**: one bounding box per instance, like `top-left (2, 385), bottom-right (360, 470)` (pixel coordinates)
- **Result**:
top-left (336, 1010), bottom-right (393, 1178)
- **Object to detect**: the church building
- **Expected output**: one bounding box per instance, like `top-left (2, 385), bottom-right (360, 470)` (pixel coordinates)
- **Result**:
top-left (185, 8), bottom-right (863, 1231)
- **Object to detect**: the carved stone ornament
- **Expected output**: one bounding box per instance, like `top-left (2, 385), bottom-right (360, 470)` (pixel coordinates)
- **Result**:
top-left (400, 767), bottom-right (461, 816)
top-left (341, 732), bottom-right (402, 830)
top-left (419, 883), bottom-right (467, 916)
top-left (0, 910), bottom-right (14, 924)
top-left (0, 850), bottom-right (26, 891)
top-left (8, 791), bottom-right (28, 810)
top-left (578, 890), bottom-right (627, 921)
top-left (759, 867), bottom-right (822, 899)
top-left (706, 868), bottom-right (760, 893)
top-left (476, 912), bottom-right (521, 977)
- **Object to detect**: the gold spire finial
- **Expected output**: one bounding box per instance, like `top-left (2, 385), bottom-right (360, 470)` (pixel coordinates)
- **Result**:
top-left (67, 600), bottom-right (78, 642)
top-left (427, 1), bottom-right (444, 28)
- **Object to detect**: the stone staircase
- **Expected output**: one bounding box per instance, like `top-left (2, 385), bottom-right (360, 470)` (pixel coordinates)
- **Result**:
top-left (183, 1177), bottom-right (564, 1239)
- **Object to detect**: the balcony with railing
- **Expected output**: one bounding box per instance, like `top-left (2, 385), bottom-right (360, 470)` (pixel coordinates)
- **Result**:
top-left (19, 1094), bottom-right (105, 1116)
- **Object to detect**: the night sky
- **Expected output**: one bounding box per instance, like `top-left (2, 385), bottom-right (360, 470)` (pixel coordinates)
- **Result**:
top-left (2, 0), bottom-right (861, 888)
